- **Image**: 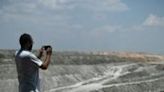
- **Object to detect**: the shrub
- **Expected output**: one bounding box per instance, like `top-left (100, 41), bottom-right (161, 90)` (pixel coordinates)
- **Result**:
top-left (0, 53), bottom-right (5, 59)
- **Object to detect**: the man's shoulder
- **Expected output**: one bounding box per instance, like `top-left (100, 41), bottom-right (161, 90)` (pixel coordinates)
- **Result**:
top-left (17, 50), bottom-right (36, 58)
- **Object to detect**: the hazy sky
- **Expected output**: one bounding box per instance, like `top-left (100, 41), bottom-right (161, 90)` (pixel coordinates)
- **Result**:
top-left (0, 0), bottom-right (164, 54)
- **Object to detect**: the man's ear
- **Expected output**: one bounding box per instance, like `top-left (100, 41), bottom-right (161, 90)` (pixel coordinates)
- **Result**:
top-left (27, 41), bottom-right (32, 46)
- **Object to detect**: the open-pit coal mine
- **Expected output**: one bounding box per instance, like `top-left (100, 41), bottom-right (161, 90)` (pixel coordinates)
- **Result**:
top-left (0, 50), bottom-right (164, 92)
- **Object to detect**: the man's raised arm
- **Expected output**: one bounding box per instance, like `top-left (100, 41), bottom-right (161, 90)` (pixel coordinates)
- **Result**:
top-left (40, 47), bottom-right (52, 70)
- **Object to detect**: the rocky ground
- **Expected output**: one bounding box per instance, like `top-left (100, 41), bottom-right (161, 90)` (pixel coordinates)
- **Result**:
top-left (0, 50), bottom-right (164, 92)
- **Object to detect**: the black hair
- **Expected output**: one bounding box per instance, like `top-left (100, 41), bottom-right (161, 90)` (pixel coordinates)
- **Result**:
top-left (19, 33), bottom-right (33, 48)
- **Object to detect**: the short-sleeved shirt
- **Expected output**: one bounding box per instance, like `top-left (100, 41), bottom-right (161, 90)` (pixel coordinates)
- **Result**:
top-left (15, 49), bottom-right (43, 92)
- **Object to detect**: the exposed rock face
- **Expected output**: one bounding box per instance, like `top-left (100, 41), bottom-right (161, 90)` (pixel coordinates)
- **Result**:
top-left (0, 50), bottom-right (164, 92)
top-left (42, 62), bottom-right (164, 92)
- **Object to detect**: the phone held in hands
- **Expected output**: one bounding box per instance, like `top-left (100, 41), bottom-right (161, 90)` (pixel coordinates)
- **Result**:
top-left (43, 45), bottom-right (52, 50)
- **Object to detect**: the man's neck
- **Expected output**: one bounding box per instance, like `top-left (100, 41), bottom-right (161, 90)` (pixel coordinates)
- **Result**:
top-left (21, 47), bottom-right (31, 51)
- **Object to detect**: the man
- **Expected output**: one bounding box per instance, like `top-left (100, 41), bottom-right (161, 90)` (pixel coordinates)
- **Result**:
top-left (15, 33), bottom-right (52, 92)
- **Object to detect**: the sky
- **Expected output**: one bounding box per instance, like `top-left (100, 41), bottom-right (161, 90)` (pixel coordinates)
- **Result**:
top-left (0, 0), bottom-right (164, 54)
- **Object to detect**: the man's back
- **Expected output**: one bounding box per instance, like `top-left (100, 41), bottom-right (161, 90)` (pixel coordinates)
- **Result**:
top-left (15, 50), bottom-right (43, 92)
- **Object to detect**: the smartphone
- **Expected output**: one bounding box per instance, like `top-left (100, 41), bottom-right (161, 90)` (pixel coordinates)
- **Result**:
top-left (43, 45), bottom-right (51, 50)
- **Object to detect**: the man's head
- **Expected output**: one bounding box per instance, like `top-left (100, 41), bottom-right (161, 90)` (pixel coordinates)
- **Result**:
top-left (19, 33), bottom-right (33, 51)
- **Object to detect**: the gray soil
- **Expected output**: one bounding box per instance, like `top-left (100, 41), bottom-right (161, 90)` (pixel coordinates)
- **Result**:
top-left (0, 50), bottom-right (164, 92)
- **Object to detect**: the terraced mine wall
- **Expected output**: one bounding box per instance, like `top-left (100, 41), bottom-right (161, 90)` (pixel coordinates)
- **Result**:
top-left (0, 50), bottom-right (164, 92)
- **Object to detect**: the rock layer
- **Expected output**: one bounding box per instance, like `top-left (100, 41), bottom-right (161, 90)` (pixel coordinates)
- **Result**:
top-left (0, 50), bottom-right (164, 92)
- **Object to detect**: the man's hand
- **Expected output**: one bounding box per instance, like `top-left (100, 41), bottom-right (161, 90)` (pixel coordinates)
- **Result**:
top-left (40, 47), bottom-right (52, 70)
top-left (46, 47), bottom-right (52, 55)
top-left (37, 47), bottom-right (44, 59)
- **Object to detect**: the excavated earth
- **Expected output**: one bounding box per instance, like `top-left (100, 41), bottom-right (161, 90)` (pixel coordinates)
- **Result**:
top-left (0, 50), bottom-right (164, 92)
